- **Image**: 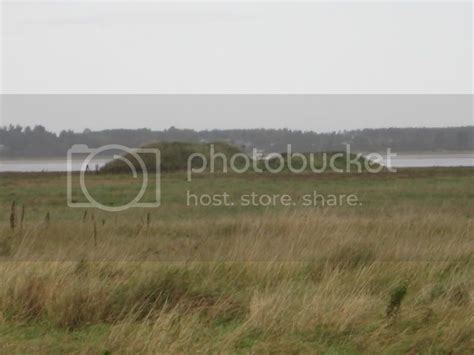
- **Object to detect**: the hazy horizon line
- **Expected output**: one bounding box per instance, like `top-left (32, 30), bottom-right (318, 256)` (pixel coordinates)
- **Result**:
top-left (2, 123), bottom-right (473, 135)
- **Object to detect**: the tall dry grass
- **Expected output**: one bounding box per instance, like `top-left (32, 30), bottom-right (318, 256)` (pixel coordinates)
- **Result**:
top-left (0, 206), bottom-right (472, 352)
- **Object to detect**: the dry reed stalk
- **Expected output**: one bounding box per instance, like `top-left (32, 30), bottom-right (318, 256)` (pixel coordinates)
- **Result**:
top-left (9, 201), bottom-right (16, 230)
top-left (93, 220), bottom-right (97, 247)
top-left (20, 205), bottom-right (25, 230)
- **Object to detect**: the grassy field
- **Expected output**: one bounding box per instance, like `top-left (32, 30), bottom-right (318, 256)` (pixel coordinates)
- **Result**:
top-left (0, 168), bottom-right (473, 353)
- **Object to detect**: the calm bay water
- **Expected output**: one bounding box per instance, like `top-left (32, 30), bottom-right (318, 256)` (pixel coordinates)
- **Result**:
top-left (376, 153), bottom-right (474, 168)
top-left (0, 158), bottom-right (112, 172)
top-left (0, 153), bottom-right (473, 172)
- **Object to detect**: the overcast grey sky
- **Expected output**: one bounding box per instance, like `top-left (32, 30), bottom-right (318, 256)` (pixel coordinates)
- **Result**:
top-left (1, 1), bottom-right (472, 132)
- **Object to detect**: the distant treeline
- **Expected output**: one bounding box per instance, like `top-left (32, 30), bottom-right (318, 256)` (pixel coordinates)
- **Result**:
top-left (0, 125), bottom-right (473, 157)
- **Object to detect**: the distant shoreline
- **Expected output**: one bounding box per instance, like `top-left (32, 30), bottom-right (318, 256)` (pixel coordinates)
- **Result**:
top-left (364, 150), bottom-right (474, 155)
top-left (1, 151), bottom-right (473, 161)
top-left (0, 156), bottom-right (115, 161)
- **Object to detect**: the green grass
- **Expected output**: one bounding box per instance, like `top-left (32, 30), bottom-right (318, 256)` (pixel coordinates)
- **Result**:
top-left (1, 168), bottom-right (472, 221)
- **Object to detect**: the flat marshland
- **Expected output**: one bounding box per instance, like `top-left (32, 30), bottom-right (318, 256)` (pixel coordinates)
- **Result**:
top-left (0, 168), bottom-right (473, 353)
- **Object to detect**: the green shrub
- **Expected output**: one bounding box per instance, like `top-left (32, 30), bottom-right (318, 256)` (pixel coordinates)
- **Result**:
top-left (386, 281), bottom-right (408, 318)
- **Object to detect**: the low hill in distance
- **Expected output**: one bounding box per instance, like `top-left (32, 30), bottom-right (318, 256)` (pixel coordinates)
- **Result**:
top-left (100, 141), bottom-right (380, 174)
top-left (100, 142), bottom-right (242, 173)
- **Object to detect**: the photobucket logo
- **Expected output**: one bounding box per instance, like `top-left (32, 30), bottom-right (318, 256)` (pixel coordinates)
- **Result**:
top-left (187, 144), bottom-right (396, 181)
